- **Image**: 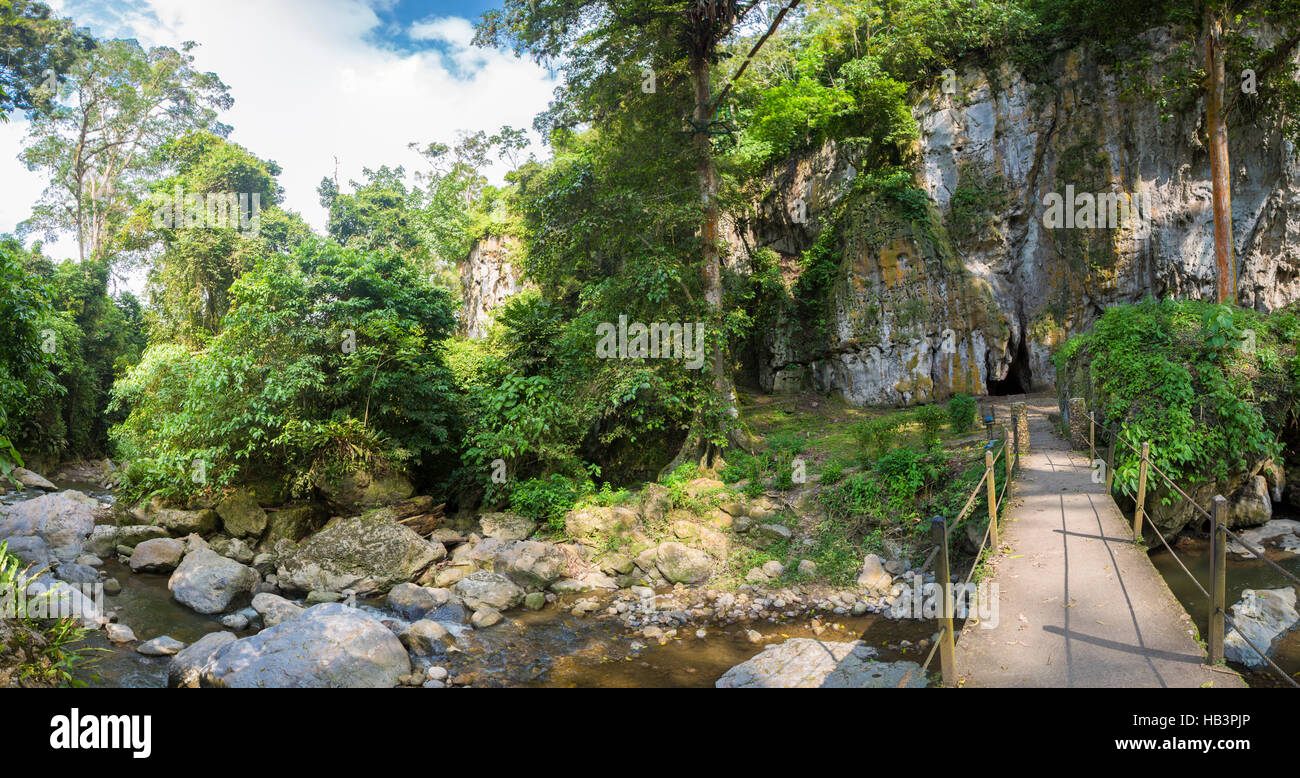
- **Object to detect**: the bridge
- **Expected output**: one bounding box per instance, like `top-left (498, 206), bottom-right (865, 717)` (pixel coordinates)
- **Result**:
top-left (941, 395), bottom-right (1247, 688)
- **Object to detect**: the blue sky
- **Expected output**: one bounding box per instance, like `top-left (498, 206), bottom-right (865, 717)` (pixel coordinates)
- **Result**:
top-left (0, 0), bottom-right (555, 269)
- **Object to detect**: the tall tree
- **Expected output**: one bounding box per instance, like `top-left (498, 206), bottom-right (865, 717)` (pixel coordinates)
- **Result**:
top-left (477, 0), bottom-right (794, 468)
top-left (19, 39), bottom-right (232, 263)
top-left (0, 0), bottom-right (93, 121)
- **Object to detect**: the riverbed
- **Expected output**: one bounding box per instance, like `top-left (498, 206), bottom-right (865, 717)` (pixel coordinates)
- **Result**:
top-left (1, 483), bottom-right (938, 688)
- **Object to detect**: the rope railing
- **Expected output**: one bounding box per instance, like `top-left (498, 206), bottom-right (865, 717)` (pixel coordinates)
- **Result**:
top-left (1081, 407), bottom-right (1298, 687)
top-left (919, 434), bottom-right (1013, 686)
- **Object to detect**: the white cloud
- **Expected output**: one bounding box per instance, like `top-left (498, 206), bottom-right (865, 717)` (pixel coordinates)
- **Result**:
top-left (1, 0), bottom-right (556, 260)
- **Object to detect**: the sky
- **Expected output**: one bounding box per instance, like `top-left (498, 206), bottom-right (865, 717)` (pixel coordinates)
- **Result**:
top-left (0, 0), bottom-right (556, 265)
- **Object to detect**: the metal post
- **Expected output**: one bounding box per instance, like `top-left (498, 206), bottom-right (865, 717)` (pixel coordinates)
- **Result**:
top-left (931, 516), bottom-right (956, 687)
top-left (1133, 442), bottom-right (1150, 540)
top-left (1209, 495), bottom-right (1228, 665)
top-left (985, 449), bottom-right (999, 549)
top-left (1105, 422), bottom-right (1117, 493)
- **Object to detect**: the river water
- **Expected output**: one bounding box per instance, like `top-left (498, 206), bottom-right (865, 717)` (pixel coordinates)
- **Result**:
top-left (0, 482), bottom-right (937, 688)
top-left (1149, 510), bottom-right (1300, 687)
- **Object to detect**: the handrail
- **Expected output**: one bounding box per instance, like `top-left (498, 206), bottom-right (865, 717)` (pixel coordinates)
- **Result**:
top-left (1081, 407), bottom-right (1298, 687)
top-left (920, 435), bottom-right (1011, 685)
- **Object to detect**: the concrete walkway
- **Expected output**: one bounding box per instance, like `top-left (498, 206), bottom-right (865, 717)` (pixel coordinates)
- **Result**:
top-left (953, 395), bottom-right (1244, 688)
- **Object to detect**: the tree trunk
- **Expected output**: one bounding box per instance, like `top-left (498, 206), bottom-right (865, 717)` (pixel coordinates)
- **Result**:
top-left (665, 52), bottom-right (754, 476)
top-left (1205, 2), bottom-right (1235, 304)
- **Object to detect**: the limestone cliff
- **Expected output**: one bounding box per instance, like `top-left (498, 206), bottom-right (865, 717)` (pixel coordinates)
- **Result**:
top-left (732, 28), bottom-right (1300, 406)
top-left (458, 234), bottom-right (525, 339)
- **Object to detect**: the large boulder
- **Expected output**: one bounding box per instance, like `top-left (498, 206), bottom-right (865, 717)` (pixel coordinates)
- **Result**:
top-left (653, 542), bottom-right (712, 584)
top-left (216, 490), bottom-right (268, 539)
top-left (317, 470), bottom-right (414, 515)
top-left (168, 548), bottom-right (260, 614)
top-left (168, 631), bottom-right (238, 688)
top-left (1229, 476), bottom-right (1273, 529)
top-left (490, 540), bottom-right (567, 590)
top-left (200, 603), bottom-right (411, 688)
top-left (0, 490), bottom-right (99, 563)
top-left (857, 554), bottom-right (892, 591)
top-left (478, 512), bottom-right (536, 541)
top-left (11, 467), bottom-right (56, 491)
top-left (276, 515), bottom-right (445, 595)
top-left (454, 571), bottom-right (524, 611)
top-left (716, 639), bottom-right (927, 688)
top-left (263, 504), bottom-right (322, 545)
top-left (152, 507), bottom-right (220, 536)
top-left (251, 592), bottom-right (304, 627)
top-left (129, 538), bottom-right (186, 573)
top-left (385, 583), bottom-right (454, 621)
top-left (564, 506), bottom-right (638, 542)
top-left (23, 577), bottom-right (102, 626)
top-left (1224, 588), bottom-right (1300, 668)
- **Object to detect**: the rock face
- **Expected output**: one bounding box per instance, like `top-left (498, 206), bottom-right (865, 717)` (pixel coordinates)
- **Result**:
top-left (1224, 588), bottom-right (1300, 668)
top-left (317, 471), bottom-right (414, 515)
top-left (200, 603), bottom-right (411, 688)
top-left (715, 30), bottom-right (1300, 407)
top-left (0, 490), bottom-right (99, 563)
top-left (716, 639), bottom-right (927, 688)
top-left (276, 516), bottom-right (444, 595)
top-left (459, 234), bottom-right (526, 339)
top-left (168, 548), bottom-right (260, 614)
top-left (1230, 476), bottom-right (1273, 529)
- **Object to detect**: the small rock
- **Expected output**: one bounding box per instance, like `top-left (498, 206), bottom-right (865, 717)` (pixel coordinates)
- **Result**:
top-left (137, 636), bottom-right (186, 656)
top-left (105, 623), bottom-right (137, 644)
top-left (471, 607), bottom-right (503, 629)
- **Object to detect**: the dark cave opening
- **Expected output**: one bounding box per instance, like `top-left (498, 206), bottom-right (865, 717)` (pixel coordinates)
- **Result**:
top-left (988, 337), bottom-right (1032, 396)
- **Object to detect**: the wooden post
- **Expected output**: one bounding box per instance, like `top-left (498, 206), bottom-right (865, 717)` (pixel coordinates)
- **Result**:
top-left (1089, 414), bottom-right (1096, 463)
top-left (1011, 423), bottom-right (1020, 477)
top-left (1209, 495), bottom-right (1228, 664)
top-left (1132, 442), bottom-right (1150, 540)
top-left (986, 449), bottom-right (999, 550)
top-left (931, 516), bottom-right (956, 687)
top-left (1105, 421), bottom-right (1117, 493)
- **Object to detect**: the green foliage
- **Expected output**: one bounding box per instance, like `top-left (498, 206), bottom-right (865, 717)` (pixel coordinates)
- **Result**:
top-left (948, 393), bottom-right (977, 434)
top-left (109, 240), bottom-right (460, 503)
top-left (510, 473), bottom-right (588, 531)
top-left (1056, 299), bottom-right (1298, 496)
top-left (719, 433), bottom-right (805, 495)
top-left (853, 415), bottom-right (901, 462)
top-left (914, 404), bottom-right (948, 448)
top-left (0, 542), bottom-right (98, 687)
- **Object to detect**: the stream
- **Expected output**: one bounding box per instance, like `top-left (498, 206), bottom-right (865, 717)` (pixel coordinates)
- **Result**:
top-left (5, 482), bottom-right (938, 688)
top-left (1150, 508), bottom-right (1300, 688)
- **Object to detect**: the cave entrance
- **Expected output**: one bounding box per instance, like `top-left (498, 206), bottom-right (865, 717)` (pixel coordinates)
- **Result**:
top-left (988, 337), bottom-right (1032, 396)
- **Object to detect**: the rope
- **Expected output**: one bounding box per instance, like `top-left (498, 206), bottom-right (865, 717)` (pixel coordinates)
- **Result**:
top-left (1137, 509), bottom-right (1210, 599)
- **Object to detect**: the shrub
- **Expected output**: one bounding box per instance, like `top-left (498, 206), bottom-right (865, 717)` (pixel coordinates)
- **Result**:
top-left (510, 473), bottom-right (589, 531)
top-left (0, 543), bottom-right (99, 686)
top-left (914, 404), bottom-right (947, 447)
top-left (853, 415), bottom-right (900, 462)
top-left (948, 393), bottom-right (976, 434)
